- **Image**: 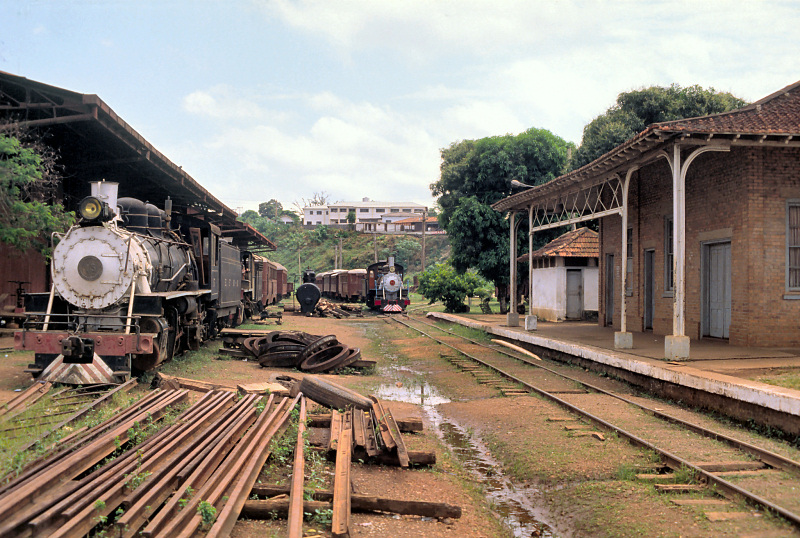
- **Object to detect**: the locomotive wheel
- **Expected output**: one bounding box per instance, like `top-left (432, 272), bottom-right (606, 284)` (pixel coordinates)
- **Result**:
top-left (297, 334), bottom-right (338, 365)
top-left (299, 344), bottom-right (349, 373)
top-left (258, 351), bottom-right (302, 368)
top-left (330, 347), bottom-right (361, 372)
top-left (293, 375), bottom-right (372, 410)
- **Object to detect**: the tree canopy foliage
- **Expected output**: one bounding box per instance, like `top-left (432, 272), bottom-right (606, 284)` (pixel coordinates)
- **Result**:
top-left (417, 263), bottom-right (490, 313)
top-left (258, 199), bottom-right (283, 218)
top-left (430, 127), bottom-right (573, 287)
top-left (570, 84), bottom-right (748, 169)
top-left (0, 131), bottom-right (74, 256)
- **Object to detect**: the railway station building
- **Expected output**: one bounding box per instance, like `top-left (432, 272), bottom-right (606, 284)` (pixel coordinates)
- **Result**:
top-left (494, 79), bottom-right (800, 359)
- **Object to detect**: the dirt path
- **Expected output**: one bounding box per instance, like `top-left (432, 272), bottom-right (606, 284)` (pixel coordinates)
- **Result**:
top-left (4, 312), bottom-right (800, 537)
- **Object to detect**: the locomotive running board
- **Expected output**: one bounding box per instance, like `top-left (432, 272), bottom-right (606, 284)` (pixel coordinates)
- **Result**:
top-left (38, 353), bottom-right (117, 385)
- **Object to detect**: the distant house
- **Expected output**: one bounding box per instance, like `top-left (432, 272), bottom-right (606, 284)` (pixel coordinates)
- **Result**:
top-left (303, 198), bottom-right (427, 226)
top-left (518, 227), bottom-right (599, 321)
top-left (393, 215), bottom-right (441, 233)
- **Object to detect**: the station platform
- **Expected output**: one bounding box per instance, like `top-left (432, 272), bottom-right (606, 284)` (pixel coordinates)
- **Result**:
top-left (426, 312), bottom-right (800, 433)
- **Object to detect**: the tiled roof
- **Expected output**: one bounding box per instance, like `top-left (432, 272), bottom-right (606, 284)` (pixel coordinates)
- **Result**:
top-left (494, 79), bottom-right (800, 213)
top-left (653, 79), bottom-right (800, 135)
top-left (393, 215), bottom-right (438, 224)
top-left (518, 227), bottom-right (598, 262)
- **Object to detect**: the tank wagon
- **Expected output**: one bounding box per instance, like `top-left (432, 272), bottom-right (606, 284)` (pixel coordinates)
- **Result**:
top-left (14, 181), bottom-right (257, 384)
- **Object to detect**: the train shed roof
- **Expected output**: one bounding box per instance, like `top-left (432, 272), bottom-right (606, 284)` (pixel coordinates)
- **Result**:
top-left (0, 71), bottom-right (275, 253)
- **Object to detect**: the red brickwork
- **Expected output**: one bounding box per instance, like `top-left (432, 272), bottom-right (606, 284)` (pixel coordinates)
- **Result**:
top-left (600, 146), bottom-right (800, 347)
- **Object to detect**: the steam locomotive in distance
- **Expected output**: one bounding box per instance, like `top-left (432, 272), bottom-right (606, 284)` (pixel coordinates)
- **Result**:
top-left (14, 181), bottom-right (261, 385)
top-left (365, 257), bottom-right (410, 312)
top-left (308, 256), bottom-right (410, 313)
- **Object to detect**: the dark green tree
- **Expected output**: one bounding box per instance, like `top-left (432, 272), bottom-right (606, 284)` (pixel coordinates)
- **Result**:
top-left (0, 131), bottom-right (74, 256)
top-left (571, 84), bottom-right (748, 169)
top-left (258, 199), bottom-right (283, 219)
top-left (346, 210), bottom-right (356, 224)
top-left (430, 127), bottom-right (572, 289)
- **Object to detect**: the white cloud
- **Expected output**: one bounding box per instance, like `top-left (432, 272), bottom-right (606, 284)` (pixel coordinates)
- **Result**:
top-left (183, 85), bottom-right (273, 121)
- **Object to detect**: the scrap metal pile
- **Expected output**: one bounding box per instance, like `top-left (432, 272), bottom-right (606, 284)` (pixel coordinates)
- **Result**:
top-left (0, 376), bottom-right (458, 537)
top-left (222, 329), bottom-right (366, 373)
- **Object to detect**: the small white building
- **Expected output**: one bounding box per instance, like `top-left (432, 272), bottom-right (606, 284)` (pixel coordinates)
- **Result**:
top-left (518, 227), bottom-right (599, 321)
top-left (303, 198), bottom-right (426, 226)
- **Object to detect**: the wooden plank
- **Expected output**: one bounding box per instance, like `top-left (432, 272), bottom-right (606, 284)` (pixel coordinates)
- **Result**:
top-left (332, 411), bottom-right (352, 538)
top-left (363, 414), bottom-right (380, 457)
top-left (705, 511), bottom-right (751, 522)
top-left (329, 410), bottom-right (342, 451)
top-left (694, 461), bottom-right (766, 472)
top-left (219, 348), bottom-right (249, 358)
top-left (237, 382), bottom-right (290, 396)
top-left (287, 397), bottom-right (307, 538)
top-left (307, 412), bottom-right (422, 433)
top-left (671, 499), bottom-right (730, 507)
top-left (154, 373), bottom-right (235, 393)
top-left (654, 484), bottom-right (705, 493)
top-left (352, 410), bottom-right (366, 449)
top-left (248, 488), bottom-right (462, 519)
top-left (384, 406), bottom-right (409, 467)
top-left (370, 399), bottom-right (396, 450)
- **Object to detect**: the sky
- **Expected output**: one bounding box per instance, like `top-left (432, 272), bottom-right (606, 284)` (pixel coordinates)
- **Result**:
top-left (2, 1), bottom-right (799, 214)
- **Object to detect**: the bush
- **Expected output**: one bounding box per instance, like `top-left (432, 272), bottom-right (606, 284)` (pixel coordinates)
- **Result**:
top-left (418, 263), bottom-right (489, 313)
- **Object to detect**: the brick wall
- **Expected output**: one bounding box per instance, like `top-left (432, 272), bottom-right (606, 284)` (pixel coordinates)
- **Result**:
top-left (600, 145), bottom-right (800, 347)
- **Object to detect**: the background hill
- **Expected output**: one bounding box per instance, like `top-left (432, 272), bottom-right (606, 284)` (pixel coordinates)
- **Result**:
top-left (245, 218), bottom-right (451, 285)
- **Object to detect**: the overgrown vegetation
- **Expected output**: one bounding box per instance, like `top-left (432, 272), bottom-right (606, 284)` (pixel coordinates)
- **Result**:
top-left (417, 263), bottom-right (492, 313)
top-left (237, 211), bottom-right (451, 283)
top-left (0, 128), bottom-right (75, 257)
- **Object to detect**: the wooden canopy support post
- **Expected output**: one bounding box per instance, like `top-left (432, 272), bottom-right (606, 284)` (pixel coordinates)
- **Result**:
top-left (664, 143), bottom-right (729, 360)
top-left (525, 204), bottom-right (537, 330)
top-left (615, 167), bottom-right (638, 349)
top-left (508, 211), bottom-right (519, 327)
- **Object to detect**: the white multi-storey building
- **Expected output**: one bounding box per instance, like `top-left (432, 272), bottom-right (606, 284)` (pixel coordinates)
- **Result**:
top-left (303, 198), bottom-right (427, 226)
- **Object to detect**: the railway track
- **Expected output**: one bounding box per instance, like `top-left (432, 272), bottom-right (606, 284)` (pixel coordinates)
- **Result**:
top-left (393, 314), bottom-right (800, 528)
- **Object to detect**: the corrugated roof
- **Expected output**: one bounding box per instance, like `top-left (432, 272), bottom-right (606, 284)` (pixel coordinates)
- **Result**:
top-left (517, 227), bottom-right (598, 262)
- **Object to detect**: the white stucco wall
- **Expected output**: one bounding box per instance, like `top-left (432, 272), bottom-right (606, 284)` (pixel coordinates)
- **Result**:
top-left (530, 263), bottom-right (599, 321)
top-left (583, 266), bottom-right (599, 311)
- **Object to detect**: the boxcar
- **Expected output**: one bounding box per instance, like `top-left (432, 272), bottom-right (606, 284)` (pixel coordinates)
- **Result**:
top-left (346, 268), bottom-right (367, 302)
top-left (274, 262), bottom-right (288, 300)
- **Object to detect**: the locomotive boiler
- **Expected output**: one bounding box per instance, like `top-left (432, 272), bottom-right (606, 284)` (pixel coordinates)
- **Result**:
top-left (14, 181), bottom-right (247, 384)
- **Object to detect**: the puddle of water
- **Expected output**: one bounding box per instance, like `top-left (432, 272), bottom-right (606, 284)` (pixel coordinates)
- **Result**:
top-left (375, 377), bottom-right (561, 537)
top-left (374, 379), bottom-right (451, 407)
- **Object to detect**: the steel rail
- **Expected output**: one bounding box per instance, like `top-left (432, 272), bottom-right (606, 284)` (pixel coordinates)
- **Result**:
top-left (393, 316), bottom-right (800, 528)
top-left (402, 316), bottom-right (800, 476)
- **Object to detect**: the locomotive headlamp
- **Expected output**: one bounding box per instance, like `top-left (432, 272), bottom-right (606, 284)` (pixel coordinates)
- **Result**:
top-left (78, 196), bottom-right (114, 222)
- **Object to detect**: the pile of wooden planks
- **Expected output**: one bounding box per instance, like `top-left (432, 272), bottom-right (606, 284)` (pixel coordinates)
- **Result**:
top-left (0, 388), bottom-right (301, 537)
top-left (245, 396), bottom-right (459, 537)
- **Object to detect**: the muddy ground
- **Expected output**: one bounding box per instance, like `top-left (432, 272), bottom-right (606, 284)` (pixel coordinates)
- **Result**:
top-left (1, 312), bottom-right (798, 537)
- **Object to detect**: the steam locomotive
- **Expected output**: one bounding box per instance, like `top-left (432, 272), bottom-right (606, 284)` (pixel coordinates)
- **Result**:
top-left (14, 181), bottom-right (259, 384)
top-left (365, 257), bottom-right (409, 313)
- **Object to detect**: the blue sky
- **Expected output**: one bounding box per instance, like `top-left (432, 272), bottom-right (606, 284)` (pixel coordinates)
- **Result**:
top-left (2, 1), bottom-right (799, 213)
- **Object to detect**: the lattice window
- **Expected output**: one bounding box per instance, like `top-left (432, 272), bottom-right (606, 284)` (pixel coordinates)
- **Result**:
top-left (789, 202), bottom-right (800, 291)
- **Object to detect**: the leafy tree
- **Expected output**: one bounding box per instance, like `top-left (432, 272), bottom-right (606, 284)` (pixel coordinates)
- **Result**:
top-left (240, 209), bottom-right (259, 221)
top-left (418, 263), bottom-right (490, 313)
top-left (394, 238), bottom-right (421, 268)
top-left (0, 130), bottom-right (74, 256)
top-left (430, 128), bottom-right (572, 289)
top-left (570, 84), bottom-right (748, 169)
top-left (346, 210), bottom-right (355, 224)
top-left (258, 199), bottom-right (283, 219)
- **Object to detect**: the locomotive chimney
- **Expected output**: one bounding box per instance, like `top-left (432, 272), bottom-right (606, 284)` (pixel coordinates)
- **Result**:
top-left (90, 180), bottom-right (119, 217)
top-left (164, 196), bottom-right (172, 228)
